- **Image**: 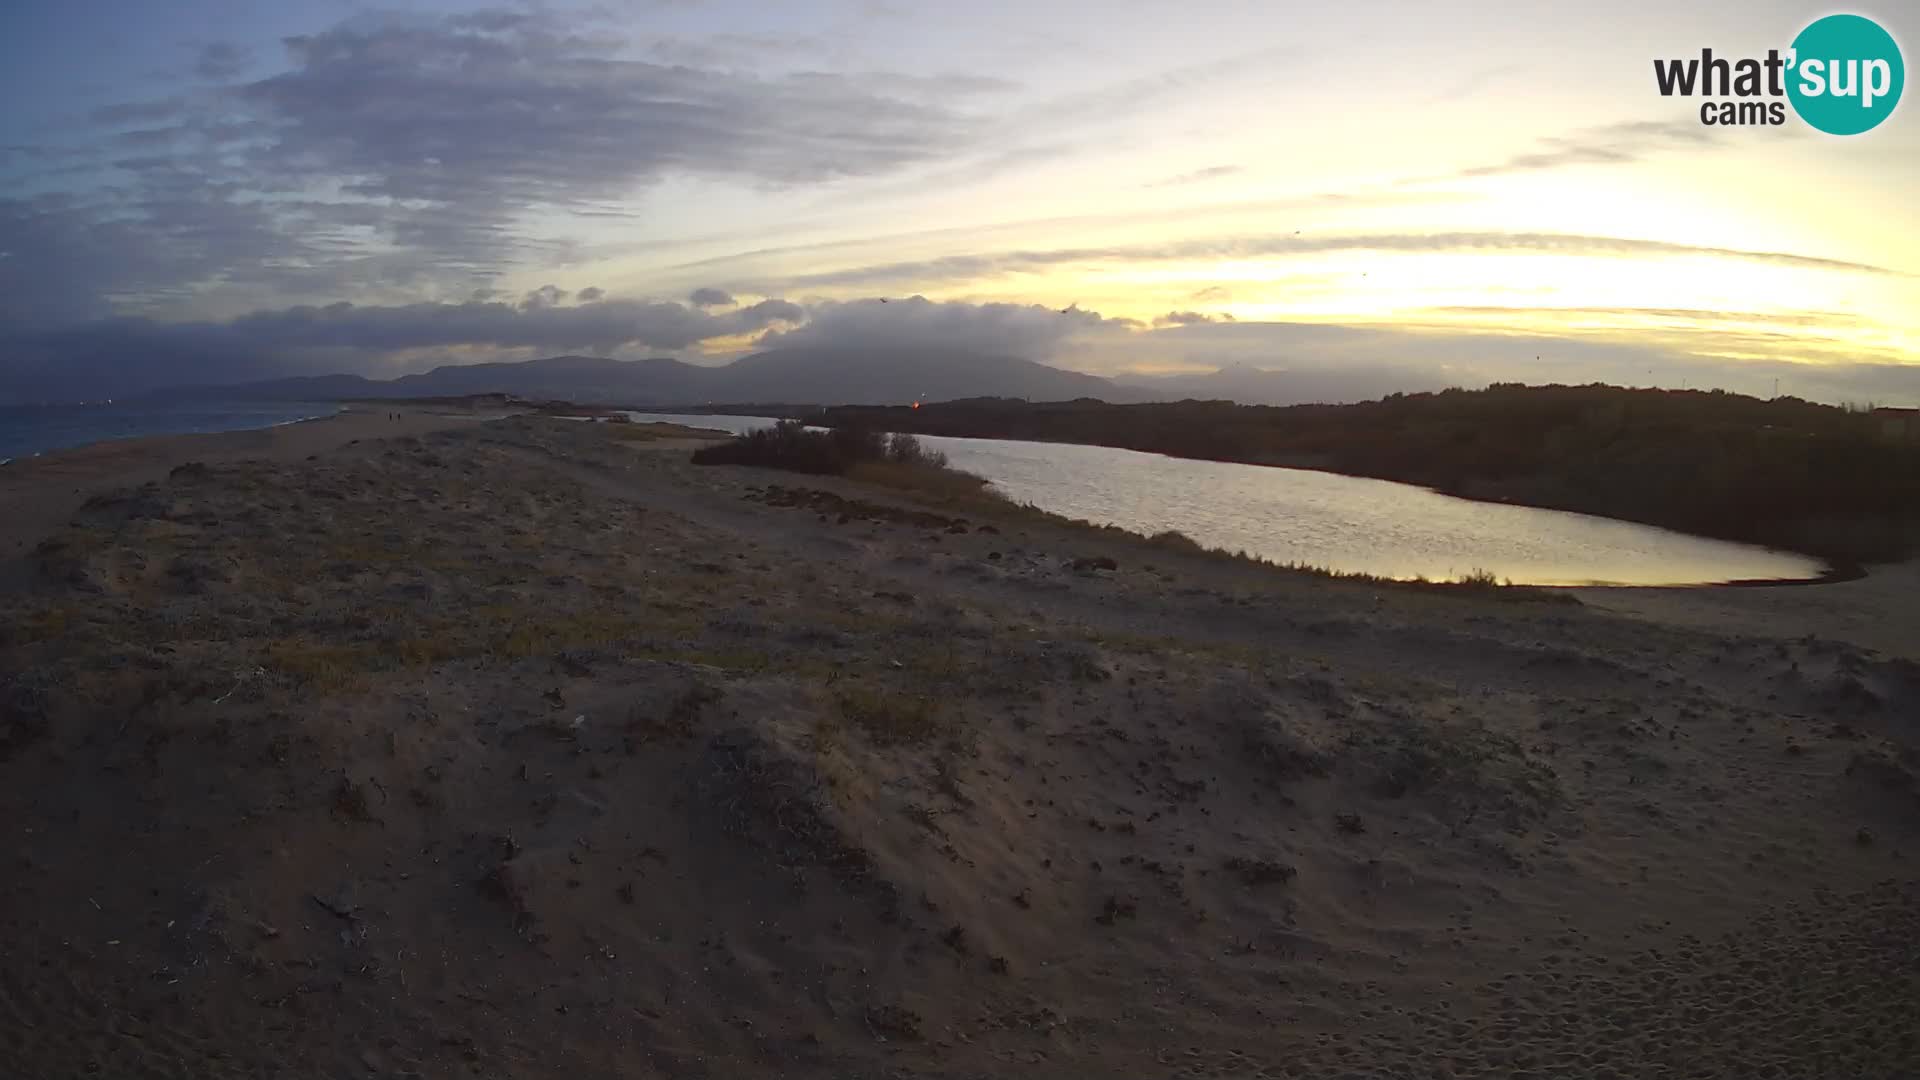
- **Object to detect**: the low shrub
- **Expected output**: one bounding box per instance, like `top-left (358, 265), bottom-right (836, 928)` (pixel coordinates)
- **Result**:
top-left (692, 421), bottom-right (988, 497)
top-left (885, 432), bottom-right (948, 469)
top-left (692, 420), bottom-right (884, 474)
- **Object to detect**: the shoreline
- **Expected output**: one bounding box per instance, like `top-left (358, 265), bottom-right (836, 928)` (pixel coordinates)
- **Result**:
top-left (0, 401), bottom-right (347, 464)
top-left (635, 410), bottom-right (1841, 589)
top-left (0, 403), bottom-right (519, 568)
top-left (0, 404), bottom-right (1850, 593)
top-left (12, 399), bottom-right (1851, 587)
top-left (1714, 558), bottom-right (1867, 588)
top-left (786, 402), bottom-right (1890, 574)
top-left (1008, 439), bottom-right (1847, 581)
top-left (2, 400), bottom-right (514, 464)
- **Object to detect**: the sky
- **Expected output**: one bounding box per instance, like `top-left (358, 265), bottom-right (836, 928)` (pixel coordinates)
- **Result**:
top-left (1, 0), bottom-right (1916, 403)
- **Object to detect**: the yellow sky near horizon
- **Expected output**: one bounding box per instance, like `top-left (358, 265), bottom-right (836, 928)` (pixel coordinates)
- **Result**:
top-left (558, 89), bottom-right (1919, 378)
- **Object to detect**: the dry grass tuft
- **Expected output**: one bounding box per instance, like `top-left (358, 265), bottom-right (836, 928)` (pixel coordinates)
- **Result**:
top-left (845, 460), bottom-right (993, 503)
top-left (608, 422), bottom-right (726, 442)
top-left (491, 611), bottom-right (650, 658)
top-left (834, 683), bottom-right (942, 746)
top-left (263, 638), bottom-right (379, 689)
top-left (1240, 709), bottom-right (1335, 780)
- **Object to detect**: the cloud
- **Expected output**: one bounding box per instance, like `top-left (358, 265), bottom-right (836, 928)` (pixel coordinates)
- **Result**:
top-left (519, 285), bottom-right (569, 310)
top-left (1066, 318), bottom-right (1920, 406)
top-left (775, 230), bottom-right (1899, 290)
top-left (0, 293), bottom-right (812, 400)
top-left (1426, 64), bottom-right (1525, 103)
top-left (193, 42), bottom-right (251, 81)
top-left (809, 46), bottom-right (1290, 206)
top-left (1149, 165), bottom-right (1243, 188)
top-left (1422, 121), bottom-right (1720, 182)
top-left (0, 9), bottom-right (997, 323)
top-left (689, 287), bottom-right (737, 308)
top-left (0, 190), bottom-right (296, 327)
top-left (6, 289), bottom-right (1913, 408)
top-left (757, 295), bottom-right (1136, 358)
top-left (654, 188), bottom-right (1472, 284)
top-left (642, 31), bottom-right (835, 70)
top-left (1011, 45), bottom-right (1292, 132)
top-left (739, 298), bottom-right (804, 324)
top-left (211, 295), bottom-right (805, 351)
top-left (731, 301), bottom-right (1912, 407)
top-left (1154, 310), bottom-right (1234, 327)
top-left (244, 16), bottom-right (984, 205)
top-left (1423, 305), bottom-right (1869, 330)
top-left (89, 100), bottom-right (189, 126)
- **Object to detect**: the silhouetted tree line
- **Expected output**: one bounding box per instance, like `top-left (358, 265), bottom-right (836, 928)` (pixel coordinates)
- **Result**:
top-left (816, 385), bottom-right (1920, 564)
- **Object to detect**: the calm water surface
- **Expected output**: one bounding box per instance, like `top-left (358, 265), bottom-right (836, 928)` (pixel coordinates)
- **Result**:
top-left (0, 400), bottom-right (339, 461)
top-left (626, 412), bottom-right (1827, 587)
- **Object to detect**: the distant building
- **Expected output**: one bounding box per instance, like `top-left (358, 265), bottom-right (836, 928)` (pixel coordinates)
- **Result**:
top-left (1873, 406), bottom-right (1920, 441)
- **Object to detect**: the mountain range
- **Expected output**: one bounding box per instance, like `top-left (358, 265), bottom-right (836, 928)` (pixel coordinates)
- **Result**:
top-left (144, 349), bottom-right (1448, 408)
top-left (148, 347), bottom-right (1132, 407)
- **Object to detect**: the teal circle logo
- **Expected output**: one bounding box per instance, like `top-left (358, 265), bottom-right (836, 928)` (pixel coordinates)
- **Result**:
top-left (1787, 14), bottom-right (1904, 135)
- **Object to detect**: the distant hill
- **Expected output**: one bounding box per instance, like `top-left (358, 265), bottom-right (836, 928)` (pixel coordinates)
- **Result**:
top-left (708, 346), bottom-right (1127, 405)
top-left (146, 348), bottom-right (1139, 407)
top-left (1117, 363), bottom-right (1460, 406)
top-left (159, 372), bottom-right (392, 401)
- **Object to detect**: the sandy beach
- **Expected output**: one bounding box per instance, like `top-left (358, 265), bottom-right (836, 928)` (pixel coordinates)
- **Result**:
top-left (0, 404), bottom-right (518, 570)
top-left (2, 414), bottom-right (1915, 1078)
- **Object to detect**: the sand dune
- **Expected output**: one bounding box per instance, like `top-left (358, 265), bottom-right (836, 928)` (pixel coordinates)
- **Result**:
top-left (2, 416), bottom-right (1914, 1077)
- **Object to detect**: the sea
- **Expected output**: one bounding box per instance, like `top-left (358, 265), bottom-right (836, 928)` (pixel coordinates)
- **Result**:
top-left (0, 400), bottom-right (340, 463)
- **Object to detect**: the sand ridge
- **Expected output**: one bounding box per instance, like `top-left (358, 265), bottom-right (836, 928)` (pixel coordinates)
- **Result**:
top-left (1, 416), bottom-right (1914, 1077)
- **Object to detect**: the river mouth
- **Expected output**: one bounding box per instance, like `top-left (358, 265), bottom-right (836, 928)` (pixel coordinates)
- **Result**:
top-left (627, 412), bottom-right (1830, 588)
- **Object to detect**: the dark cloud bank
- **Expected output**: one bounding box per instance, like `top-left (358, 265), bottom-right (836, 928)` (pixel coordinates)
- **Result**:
top-left (6, 290), bottom-right (1914, 408)
top-left (0, 288), bottom-right (810, 400)
top-left (0, 8), bottom-right (994, 329)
